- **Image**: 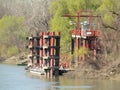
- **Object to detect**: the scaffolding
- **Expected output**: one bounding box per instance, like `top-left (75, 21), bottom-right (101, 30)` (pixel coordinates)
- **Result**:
top-left (26, 32), bottom-right (60, 77)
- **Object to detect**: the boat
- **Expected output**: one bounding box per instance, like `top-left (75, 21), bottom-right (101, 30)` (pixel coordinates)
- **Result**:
top-left (29, 67), bottom-right (46, 75)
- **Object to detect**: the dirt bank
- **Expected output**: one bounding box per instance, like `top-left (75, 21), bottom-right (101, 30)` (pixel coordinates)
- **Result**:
top-left (63, 59), bottom-right (120, 80)
top-left (1, 53), bottom-right (28, 65)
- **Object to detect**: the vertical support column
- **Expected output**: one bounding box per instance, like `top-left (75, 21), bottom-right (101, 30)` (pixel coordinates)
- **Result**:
top-left (43, 32), bottom-right (46, 55)
top-left (77, 11), bottom-right (80, 30)
top-left (43, 32), bottom-right (46, 67)
top-left (82, 39), bottom-right (86, 60)
top-left (85, 40), bottom-right (89, 48)
top-left (36, 33), bottom-right (39, 65)
top-left (89, 13), bottom-right (92, 30)
top-left (75, 37), bottom-right (79, 49)
top-left (75, 37), bottom-right (79, 67)
top-left (50, 32), bottom-right (55, 77)
top-left (71, 37), bottom-right (75, 67)
top-left (78, 38), bottom-right (81, 66)
top-left (29, 34), bottom-right (34, 66)
top-left (54, 32), bottom-right (60, 76)
top-left (93, 38), bottom-right (97, 56)
top-left (39, 32), bottom-right (43, 68)
top-left (71, 38), bottom-right (74, 54)
top-left (43, 32), bottom-right (49, 78)
top-left (43, 32), bottom-right (48, 56)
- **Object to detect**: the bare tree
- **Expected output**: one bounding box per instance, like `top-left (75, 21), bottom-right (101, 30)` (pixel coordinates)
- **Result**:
top-left (0, 0), bottom-right (52, 32)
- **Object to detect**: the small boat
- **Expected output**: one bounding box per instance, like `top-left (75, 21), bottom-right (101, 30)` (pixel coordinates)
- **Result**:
top-left (29, 67), bottom-right (46, 75)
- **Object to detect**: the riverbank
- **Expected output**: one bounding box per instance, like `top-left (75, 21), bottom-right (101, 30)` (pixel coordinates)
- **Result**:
top-left (63, 60), bottom-right (120, 81)
top-left (1, 56), bottom-right (18, 64)
top-left (0, 53), bottom-right (28, 65)
top-left (1, 55), bottom-right (120, 81)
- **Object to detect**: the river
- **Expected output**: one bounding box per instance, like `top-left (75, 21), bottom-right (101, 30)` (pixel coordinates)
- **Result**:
top-left (0, 64), bottom-right (120, 90)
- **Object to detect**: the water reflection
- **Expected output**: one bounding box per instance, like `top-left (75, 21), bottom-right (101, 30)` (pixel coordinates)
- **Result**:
top-left (0, 64), bottom-right (51, 90)
top-left (27, 72), bottom-right (120, 90)
top-left (52, 85), bottom-right (94, 90)
top-left (49, 77), bottom-right (95, 90)
top-left (27, 74), bottom-right (95, 90)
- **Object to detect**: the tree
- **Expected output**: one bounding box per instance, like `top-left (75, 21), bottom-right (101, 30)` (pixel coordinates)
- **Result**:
top-left (96, 0), bottom-right (120, 61)
top-left (0, 0), bottom-right (53, 58)
top-left (0, 0), bottom-right (52, 34)
top-left (97, 0), bottom-right (120, 31)
top-left (0, 16), bottom-right (26, 57)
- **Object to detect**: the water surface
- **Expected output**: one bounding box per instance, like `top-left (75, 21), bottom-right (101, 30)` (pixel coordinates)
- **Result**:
top-left (0, 64), bottom-right (120, 90)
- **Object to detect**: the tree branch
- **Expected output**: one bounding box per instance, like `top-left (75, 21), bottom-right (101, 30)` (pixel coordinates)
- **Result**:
top-left (109, 10), bottom-right (119, 16)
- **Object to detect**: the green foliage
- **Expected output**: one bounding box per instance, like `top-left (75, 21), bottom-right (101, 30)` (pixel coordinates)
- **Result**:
top-left (70, 47), bottom-right (89, 58)
top-left (49, 0), bottom-right (70, 53)
top-left (0, 16), bottom-right (25, 40)
top-left (102, 0), bottom-right (115, 11)
top-left (0, 45), bottom-right (18, 57)
top-left (6, 46), bottom-right (19, 57)
top-left (74, 47), bottom-right (88, 56)
top-left (0, 45), bottom-right (6, 57)
top-left (0, 15), bottom-right (26, 57)
top-left (97, 0), bottom-right (119, 26)
top-left (103, 13), bottom-right (114, 25)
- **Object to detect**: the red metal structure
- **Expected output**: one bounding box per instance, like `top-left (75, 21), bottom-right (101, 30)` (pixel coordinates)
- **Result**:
top-left (63, 10), bottom-right (100, 61)
top-left (39, 32), bottom-right (43, 68)
top-left (26, 32), bottom-right (60, 78)
top-left (28, 34), bottom-right (34, 66)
